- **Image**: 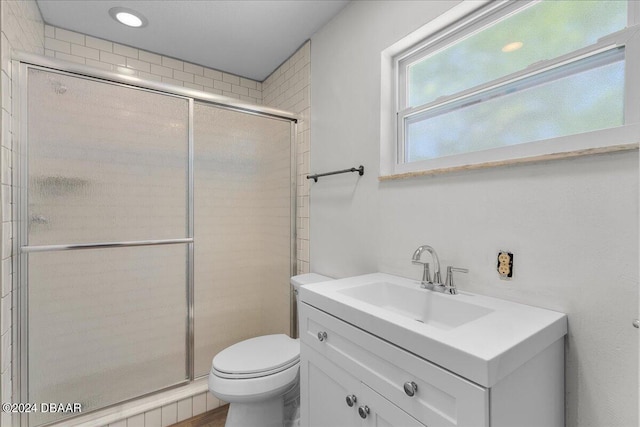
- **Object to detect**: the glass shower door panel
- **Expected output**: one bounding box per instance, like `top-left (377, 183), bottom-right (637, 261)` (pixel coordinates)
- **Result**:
top-left (25, 67), bottom-right (190, 426)
top-left (27, 68), bottom-right (189, 245)
top-left (193, 103), bottom-right (292, 376)
top-left (28, 245), bottom-right (188, 426)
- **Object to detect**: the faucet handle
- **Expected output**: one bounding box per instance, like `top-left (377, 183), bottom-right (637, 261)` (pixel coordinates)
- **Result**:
top-left (444, 266), bottom-right (468, 295)
top-left (412, 260), bottom-right (431, 285)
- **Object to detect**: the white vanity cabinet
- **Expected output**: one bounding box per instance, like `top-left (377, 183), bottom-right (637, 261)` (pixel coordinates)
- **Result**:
top-left (302, 343), bottom-right (361, 426)
top-left (303, 343), bottom-right (425, 427)
top-left (298, 273), bottom-right (567, 427)
top-left (299, 303), bottom-right (489, 427)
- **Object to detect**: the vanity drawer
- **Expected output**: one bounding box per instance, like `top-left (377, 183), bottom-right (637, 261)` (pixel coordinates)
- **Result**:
top-left (300, 303), bottom-right (488, 427)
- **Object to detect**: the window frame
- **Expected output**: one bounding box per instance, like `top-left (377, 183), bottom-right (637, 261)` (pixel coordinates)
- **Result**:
top-left (384, 0), bottom-right (640, 179)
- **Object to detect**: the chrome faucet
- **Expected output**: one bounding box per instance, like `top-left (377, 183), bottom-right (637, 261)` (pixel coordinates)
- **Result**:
top-left (411, 245), bottom-right (442, 288)
top-left (412, 245), bottom-right (467, 295)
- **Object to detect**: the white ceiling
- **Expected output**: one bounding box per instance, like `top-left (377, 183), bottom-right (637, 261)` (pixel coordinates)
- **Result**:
top-left (36, 0), bottom-right (350, 81)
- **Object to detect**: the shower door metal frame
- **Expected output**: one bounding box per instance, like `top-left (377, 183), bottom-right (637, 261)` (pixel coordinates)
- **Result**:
top-left (15, 63), bottom-right (196, 426)
top-left (12, 52), bottom-right (298, 427)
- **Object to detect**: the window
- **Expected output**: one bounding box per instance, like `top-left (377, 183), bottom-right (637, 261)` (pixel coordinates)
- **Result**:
top-left (385, 0), bottom-right (640, 177)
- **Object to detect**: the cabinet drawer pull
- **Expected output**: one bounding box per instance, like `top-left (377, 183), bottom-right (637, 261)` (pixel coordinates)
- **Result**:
top-left (403, 381), bottom-right (418, 397)
top-left (358, 405), bottom-right (370, 419)
top-left (317, 331), bottom-right (328, 342)
top-left (345, 394), bottom-right (357, 407)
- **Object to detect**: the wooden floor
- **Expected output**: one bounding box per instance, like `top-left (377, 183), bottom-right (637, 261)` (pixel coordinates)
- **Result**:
top-left (170, 404), bottom-right (228, 427)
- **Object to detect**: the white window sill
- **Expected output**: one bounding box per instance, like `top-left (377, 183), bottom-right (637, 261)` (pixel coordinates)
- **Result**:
top-left (379, 142), bottom-right (638, 181)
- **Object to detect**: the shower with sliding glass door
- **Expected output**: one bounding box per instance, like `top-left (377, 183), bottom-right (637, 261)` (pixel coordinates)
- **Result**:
top-left (15, 58), bottom-right (296, 426)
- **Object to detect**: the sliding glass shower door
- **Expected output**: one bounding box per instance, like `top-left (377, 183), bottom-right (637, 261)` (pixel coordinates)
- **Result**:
top-left (193, 103), bottom-right (293, 376)
top-left (19, 64), bottom-right (295, 426)
top-left (24, 68), bottom-right (191, 426)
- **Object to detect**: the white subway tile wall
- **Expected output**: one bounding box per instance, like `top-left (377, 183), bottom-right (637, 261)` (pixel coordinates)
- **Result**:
top-left (262, 42), bottom-right (311, 274)
top-left (160, 403), bottom-right (177, 427)
top-left (124, 413), bottom-right (145, 427)
top-left (143, 408), bottom-right (161, 427)
top-left (206, 392), bottom-right (220, 412)
top-left (191, 392), bottom-right (207, 417)
top-left (44, 25), bottom-right (262, 105)
top-left (176, 398), bottom-right (192, 423)
top-left (101, 392), bottom-right (222, 427)
top-left (0, 2), bottom-right (45, 427)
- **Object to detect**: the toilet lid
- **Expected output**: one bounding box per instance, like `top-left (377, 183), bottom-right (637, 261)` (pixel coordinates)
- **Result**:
top-left (213, 334), bottom-right (300, 378)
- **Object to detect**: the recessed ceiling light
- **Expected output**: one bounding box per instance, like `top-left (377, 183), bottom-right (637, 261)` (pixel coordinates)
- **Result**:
top-left (501, 41), bottom-right (523, 53)
top-left (109, 7), bottom-right (148, 28)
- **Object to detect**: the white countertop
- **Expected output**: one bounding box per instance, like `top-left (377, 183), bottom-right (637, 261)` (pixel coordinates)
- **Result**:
top-left (299, 272), bottom-right (567, 387)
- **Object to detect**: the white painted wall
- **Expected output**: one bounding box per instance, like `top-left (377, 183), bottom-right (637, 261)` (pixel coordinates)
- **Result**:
top-left (309, 1), bottom-right (638, 426)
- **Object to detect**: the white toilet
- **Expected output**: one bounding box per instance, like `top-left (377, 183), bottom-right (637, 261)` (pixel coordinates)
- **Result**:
top-left (208, 273), bottom-right (332, 427)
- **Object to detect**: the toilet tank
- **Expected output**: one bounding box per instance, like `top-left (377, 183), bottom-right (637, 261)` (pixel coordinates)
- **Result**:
top-left (291, 273), bottom-right (332, 338)
top-left (291, 273), bottom-right (333, 298)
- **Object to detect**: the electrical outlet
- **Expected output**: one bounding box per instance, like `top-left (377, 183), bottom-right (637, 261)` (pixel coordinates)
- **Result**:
top-left (497, 251), bottom-right (513, 280)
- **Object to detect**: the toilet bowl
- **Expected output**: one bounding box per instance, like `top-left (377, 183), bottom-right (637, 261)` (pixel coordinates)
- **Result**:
top-left (208, 273), bottom-right (332, 427)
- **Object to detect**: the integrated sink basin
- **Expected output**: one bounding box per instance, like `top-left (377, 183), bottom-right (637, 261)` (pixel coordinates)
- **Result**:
top-left (338, 281), bottom-right (493, 330)
top-left (299, 272), bottom-right (567, 387)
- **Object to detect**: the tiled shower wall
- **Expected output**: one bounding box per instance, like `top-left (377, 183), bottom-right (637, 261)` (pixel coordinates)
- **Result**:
top-left (105, 392), bottom-right (222, 427)
top-left (0, 1), bottom-right (45, 426)
top-left (43, 25), bottom-right (262, 104)
top-left (262, 42), bottom-right (311, 274)
top-left (0, 1), bottom-right (313, 425)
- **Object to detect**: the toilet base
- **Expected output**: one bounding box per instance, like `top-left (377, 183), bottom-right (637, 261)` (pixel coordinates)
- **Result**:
top-left (223, 382), bottom-right (300, 427)
top-left (225, 397), bottom-right (283, 427)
